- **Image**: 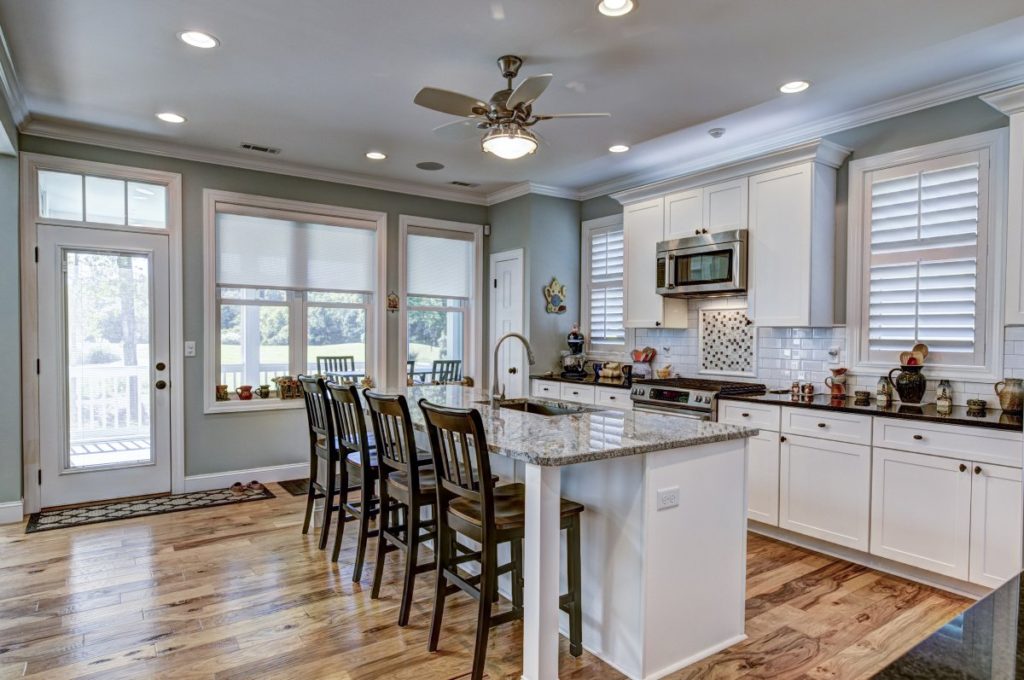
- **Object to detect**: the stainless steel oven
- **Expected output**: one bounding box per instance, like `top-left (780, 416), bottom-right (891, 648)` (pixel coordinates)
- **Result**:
top-left (656, 229), bottom-right (748, 298)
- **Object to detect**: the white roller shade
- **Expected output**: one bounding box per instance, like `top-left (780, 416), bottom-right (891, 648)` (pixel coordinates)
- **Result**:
top-left (587, 225), bottom-right (625, 345)
top-left (407, 231), bottom-right (473, 298)
top-left (216, 212), bottom-right (375, 291)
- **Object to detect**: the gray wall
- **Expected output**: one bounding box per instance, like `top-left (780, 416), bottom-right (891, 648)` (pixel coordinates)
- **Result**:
top-left (580, 194), bottom-right (621, 222)
top-left (19, 135), bottom-right (488, 477)
top-left (0, 152), bottom-right (19, 504)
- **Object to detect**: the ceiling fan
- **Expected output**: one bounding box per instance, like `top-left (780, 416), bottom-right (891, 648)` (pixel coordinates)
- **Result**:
top-left (413, 55), bottom-right (610, 160)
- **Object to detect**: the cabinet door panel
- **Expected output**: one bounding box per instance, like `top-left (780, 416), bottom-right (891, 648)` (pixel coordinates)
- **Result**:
top-left (748, 431), bottom-right (780, 525)
top-left (780, 434), bottom-right (870, 549)
top-left (870, 448), bottom-right (971, 580)
top-left (624, 198), bottom-right (665, 328)
top-left (665, 189), bottom-right (703, 240)
top-left (703, 178), bottom-right (748, 233)
top-left (970, 463), bottom-right (1023, 587)
top-left (559, 383), bottom-right (595, 404)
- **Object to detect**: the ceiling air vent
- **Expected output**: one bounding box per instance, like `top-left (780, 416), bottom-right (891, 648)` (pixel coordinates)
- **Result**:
top-left (239, 142), bottom-right (281, 155)
top-left (449, 181), bottom-right (480, 188)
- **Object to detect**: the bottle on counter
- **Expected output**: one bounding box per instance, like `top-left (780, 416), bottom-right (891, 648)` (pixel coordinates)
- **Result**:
top-left (936, 380), bottom-right (953, 415)
top-left (876, 376), bottom-right (893, 407)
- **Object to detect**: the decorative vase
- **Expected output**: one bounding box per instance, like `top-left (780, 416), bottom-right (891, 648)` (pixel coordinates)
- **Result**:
top-left (236, 385), bottom-right (254, 400)
top-left (995, 378), bottom-right (1024, 415)
top-left (824, 368), bottom-right (848, 397)
top-left (887, 366), bottom-right (926, 404)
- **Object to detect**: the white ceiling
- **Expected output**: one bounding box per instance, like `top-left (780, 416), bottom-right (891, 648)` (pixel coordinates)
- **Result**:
top-left (3, 0), bottom-right (1024, 201)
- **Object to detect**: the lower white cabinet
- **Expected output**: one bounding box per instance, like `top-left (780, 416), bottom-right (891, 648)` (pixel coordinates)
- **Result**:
top-left (747, 431), bottom-right (781, 525)
top-left (780, 434), bottom-right (871, 550)
top-left (531, 380), bottom-right (560, 399)
top-left (870, 448), bottom-right (972, 580)
top-left (530, 379), bottom-right (628, 410)
top-left (969, 462), bottom-right (1023, 587)
top-left (560, 383), bottom-right (595, 403)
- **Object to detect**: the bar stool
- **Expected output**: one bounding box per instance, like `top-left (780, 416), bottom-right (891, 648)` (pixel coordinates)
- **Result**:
top-left (418, 399), bottom-right (584, 680)
top-left (324, 382), bottom-right (380, 577)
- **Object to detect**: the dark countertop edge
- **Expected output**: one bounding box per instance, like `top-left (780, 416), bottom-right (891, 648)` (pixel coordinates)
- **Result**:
top-left (529, 374), bottom-right (631, 390)
top-left (722, 393), bottom-right (1023, 432)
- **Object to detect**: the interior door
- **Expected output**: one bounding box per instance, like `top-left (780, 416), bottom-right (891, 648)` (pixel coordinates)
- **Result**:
top-left (37, 225), bottom-right (171, 507)
top-left (490, 250), bottom-right (525, 398)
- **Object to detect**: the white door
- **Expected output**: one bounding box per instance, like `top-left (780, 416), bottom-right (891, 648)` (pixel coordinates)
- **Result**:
top-left (869, 447), bottom-right (972, 579)
top-left (969, 462), bottom-right (1023, 587)
top-left (490, 249), bottom-right (525, 398)
top-left (747, 431), bottom-right (780, 525)
top-left (664, 189), bottom-right (703, 240)
top-left (37, 225), bottom-right (172, 507)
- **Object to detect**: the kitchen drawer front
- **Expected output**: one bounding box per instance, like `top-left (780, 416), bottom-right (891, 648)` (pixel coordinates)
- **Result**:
top-left (595, 387), bottom-right (628, 409)
top-left (718, 400), bottom-right (780, 431)
top-left (560, 383), bottom-right (596, 404)
top-left (872, 419), bottom-right (1023, 468)
top-left (782, 407), bottom-right (872, 445)
top-left (531, 380), bottom-right (561, 399)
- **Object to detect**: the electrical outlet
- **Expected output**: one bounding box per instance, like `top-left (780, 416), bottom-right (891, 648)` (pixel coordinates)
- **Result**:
top-left (656, 486), bottom-right (680, 511)
top-left (184, 341), bottom-right (196, 358)
top-left (828, 345), bottom-right (841, 364)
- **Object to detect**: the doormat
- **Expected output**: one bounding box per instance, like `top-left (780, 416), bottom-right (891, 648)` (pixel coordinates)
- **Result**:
top-left (278, 478), bottom-right (310, 497)
top-left (25, 486), bottom-right (275, 533)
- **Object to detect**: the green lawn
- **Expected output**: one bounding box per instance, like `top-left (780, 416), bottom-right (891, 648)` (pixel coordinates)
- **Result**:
top-left (220, 342), bottom-right (450, 367)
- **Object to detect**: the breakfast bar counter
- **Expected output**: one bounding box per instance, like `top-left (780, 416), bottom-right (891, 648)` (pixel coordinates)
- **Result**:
top-left (404, 385), bottom-right (758, 680)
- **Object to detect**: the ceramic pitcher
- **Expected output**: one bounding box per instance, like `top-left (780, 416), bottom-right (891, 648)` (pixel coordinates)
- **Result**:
top-left (887, 365), bottom-right (926, 404)
top-left (995, 378), bottom-right (1024, 415)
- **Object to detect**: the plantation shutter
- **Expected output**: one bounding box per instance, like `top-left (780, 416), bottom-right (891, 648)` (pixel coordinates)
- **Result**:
top-left (587, 225), bottom-right (625, 346)
top-left (866, 150), bottom-right (987, 365)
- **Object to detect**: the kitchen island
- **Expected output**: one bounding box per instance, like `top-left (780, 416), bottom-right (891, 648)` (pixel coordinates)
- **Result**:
top-left (404, 385), bottom-right (758, 680)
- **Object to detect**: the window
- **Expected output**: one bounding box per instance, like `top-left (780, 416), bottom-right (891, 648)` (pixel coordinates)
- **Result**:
top-left (848, 131), bottom-right (1007, 379)
top-left (400, 217), bottom-right (482, 384)
top-left (204, 191), bottom-right (385, 411)
top-left (581, 217), bottom-right (625, 354)
top-left (38, 169), bottom-right (167, 227)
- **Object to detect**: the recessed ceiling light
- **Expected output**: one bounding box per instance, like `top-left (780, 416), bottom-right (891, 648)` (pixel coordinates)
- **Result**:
top-left (178, 31), bottom-right (219, 49)
top-left (779, 80), bottom-right (810, 94)
top-left (365, 151), bottom-right (387, 160)
top-left (597, 0), bottom-right (635, 16)
top-left (156, 112), bottom-right (186, 124)
top-left (609, 144), bottom-right (630, 153)
top-left (416, 161), bottom-right (446, 171)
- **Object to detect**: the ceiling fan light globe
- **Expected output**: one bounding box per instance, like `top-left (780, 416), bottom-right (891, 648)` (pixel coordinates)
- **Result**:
top-left (598, 0), bottom-right (635, 17)
top-left (481, 126), bottom-right (538, 160)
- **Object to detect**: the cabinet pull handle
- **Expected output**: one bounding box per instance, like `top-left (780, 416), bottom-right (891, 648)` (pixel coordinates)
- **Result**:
top-left (741, 412), bottom-right (750, 418)
top-left (655, 321), bottom-right (662, 327)
top-left (975, 465), bottom-right (983, 475)
top-left (780, 435), bottom-right (787, 443)
top-left (701, 228), bottom-right (709, 234)
top-left (912, 434), bottom-right (924, 440)
top-left (695, 229), bottom-right (701, 236)
top-left (609, 395), bottom-right (616, 400)
top-left (817, 422), bottom-right (827, 428)
top-left (959, 463), bottom-right (967, 472)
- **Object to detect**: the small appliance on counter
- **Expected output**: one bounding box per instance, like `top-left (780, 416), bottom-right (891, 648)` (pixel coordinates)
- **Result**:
top-left (560, 324), bottom-right (588, 379)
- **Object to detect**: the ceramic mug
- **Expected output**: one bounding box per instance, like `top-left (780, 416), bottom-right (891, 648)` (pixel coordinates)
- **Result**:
top-left (255, 385), bottom-right (270, 399)
top-left (215, 384), bottom-right (230, 401)
top-left (236, 385), bottom-right (254, 400)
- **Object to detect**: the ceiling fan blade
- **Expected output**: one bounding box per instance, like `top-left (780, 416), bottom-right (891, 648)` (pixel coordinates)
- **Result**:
top-left (507, 74), bottom-right (553, 109)
top-left (414, 87), bottom-right (488, 118)
top-left (534, 112), bottom-right (611, 119)
top-left (433, 119), bottom-right (486, 140)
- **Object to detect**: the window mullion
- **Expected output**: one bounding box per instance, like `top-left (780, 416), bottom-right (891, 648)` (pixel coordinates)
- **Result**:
top-left (292, 291), bottom-right (306, 378)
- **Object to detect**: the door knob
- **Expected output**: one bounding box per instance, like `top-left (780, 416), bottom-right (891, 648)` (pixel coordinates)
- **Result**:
top-left (155, 380), bottom-right (168, 390)
top-left (155, 362), bottom-right (166, 371)
top-left (959, 463), bottom-right (967, 472)
top-left (975, 465), bottom-right (983, 475)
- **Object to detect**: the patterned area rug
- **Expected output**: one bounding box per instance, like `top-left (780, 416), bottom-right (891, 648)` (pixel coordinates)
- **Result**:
top-left (278, 478), bottom-right (310, 497)
top-left (25, 486), bottom-right (275, 533)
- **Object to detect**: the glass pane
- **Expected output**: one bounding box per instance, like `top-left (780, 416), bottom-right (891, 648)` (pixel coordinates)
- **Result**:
top-left (218, 303), bottom-right (289, 396)
top-left (85, 176), bottom-right (126, 225)
top-left (677, 250), bottom-right (733, 284)
top-left (307, 291), bottom-right (368, 304)
top-left (64, 250), bottom-right (152, 469)
top-left (39, 170), bottom-right (83, 221)
top-left (408, 308), bottom-right (464, 382)
top-left (127, 182), bottom-right (167, 228)
top-left (217, 287), bottom-right (287, 302)
top-left (307, 306), bottom-right (367, 377)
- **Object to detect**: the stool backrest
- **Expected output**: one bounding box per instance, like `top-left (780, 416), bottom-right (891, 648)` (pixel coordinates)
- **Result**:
top-left (418, 400), bottom-right (494, 525)
top-left (431, 359), bottom-right (462, 384)
top-left (299, 375), bottom-right (335, 459)
top-left (364, 391), bottom-right (421, 491)
top-left (317, 355), bottom-right (356, 376)
top-left (326, 382), bottom-right (371, 463)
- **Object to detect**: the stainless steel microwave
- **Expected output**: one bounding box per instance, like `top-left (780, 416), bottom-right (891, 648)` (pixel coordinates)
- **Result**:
top-left (656, 229), bottom-right (748, 298)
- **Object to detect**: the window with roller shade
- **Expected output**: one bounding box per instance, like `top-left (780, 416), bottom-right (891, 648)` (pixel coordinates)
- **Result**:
top-left (582, 220), bottom-right (625, 353)
top-left (212, 206), bottom-right (377, 398)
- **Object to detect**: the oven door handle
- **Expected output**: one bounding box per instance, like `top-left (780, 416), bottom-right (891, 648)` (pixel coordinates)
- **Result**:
top-left (632, 402), bottom-right (709, 420)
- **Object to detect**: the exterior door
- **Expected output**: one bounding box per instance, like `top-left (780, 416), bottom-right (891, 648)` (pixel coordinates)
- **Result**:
top-left (490, 250), bottom-right (525, 398)
top-left (37, 225), bottom-right (171, 507)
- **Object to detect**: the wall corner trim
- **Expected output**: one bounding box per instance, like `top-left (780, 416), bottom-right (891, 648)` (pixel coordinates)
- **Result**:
top-left (0, 500), bottom-right (25, 526)
top-left (982, 84), bottom-right (1024, 116)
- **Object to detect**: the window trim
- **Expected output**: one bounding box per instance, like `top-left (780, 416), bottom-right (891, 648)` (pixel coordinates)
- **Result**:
top-left (398, 215), bottom-right (484, 386)
top-left (203, 190), bottom-right (387, 413)
top-left (581, 214), bottom-right (626, 358)
top-left (846, 129), bottom-right (1008, 382)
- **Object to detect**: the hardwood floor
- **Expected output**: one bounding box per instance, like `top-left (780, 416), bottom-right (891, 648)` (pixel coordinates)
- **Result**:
top-left (0, 485), bottom-right (969, 679)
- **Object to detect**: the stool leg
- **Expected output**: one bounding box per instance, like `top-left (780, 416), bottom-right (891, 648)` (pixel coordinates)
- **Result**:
top-left (319, 459), bottom-right (336, 550)
top-left (471, 541), bottom-right (496, 680)
top-left (331, 464), bottom-right (351, 562)
top-left (370, 486), bottom-right (390, 600)
top-left (301, 450), bottom-right (316, 535)
top-left (397, 502), bottom-right (420, 626)
top-left (511, 538), bottom-right (524, 618)
top-left (427, 523), bottom-right (450, 652)
top-left (567, 515), bottom-right (583, 657)
top-left (352, 472), bottom-right (372, 579)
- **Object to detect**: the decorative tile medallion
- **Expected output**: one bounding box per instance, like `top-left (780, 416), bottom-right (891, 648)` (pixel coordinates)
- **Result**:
top-left (699, 308), bottom-right (755, 376)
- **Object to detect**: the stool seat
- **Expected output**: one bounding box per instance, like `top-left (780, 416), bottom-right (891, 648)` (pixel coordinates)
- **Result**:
top-left (388, 466), bottom-right (437, 494)
top-left (449, 483), bottom-right (583, 529)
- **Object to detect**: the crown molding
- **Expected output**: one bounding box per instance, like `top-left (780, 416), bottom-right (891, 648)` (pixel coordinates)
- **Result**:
top-left (579, 59), bottom-right (1024, 201)
top-left (484, 181), bottom-right (580, 205)
top-left (0, 24), bottom-right (27, 127)
top-left (20, 117), bottom-right (493, 206)
top-left (982, 83), bottom-right (1024, 116)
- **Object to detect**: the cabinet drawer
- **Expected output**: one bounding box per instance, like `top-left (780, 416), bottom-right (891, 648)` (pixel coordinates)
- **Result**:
top-left (560, 383), bottom-right (595, 404)
top-left (718, 400), bottom-right (780, 430)
top-left (531, 380), bottom-right (560, 399)
top-left (782, 408), bottom-right (872, 445)
top-left (595, 387), bottom-right (628, 409)
top-left (873, 419), bottom-right (1023, 468)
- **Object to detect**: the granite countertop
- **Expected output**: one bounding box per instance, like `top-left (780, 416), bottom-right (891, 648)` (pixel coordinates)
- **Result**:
top-left (404, 385), bottom-right (757, 466)
top-left (723, 392), bottom-right (1024, 432)
top-left (530, 373), bottom-right (632, 389)
top-left (875, 571), bottom-right (1023, 679)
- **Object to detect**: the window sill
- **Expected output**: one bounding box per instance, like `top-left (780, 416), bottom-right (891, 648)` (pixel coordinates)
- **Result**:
top-left (204, 399), bottom-right (305, 415)
top-left (851, 361), bottom-right (1003, 386)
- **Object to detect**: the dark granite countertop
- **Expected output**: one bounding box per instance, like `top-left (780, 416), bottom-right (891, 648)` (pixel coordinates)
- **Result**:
top-left (529, 373), bottom-right (631, 390)
top-left (722, 392), bottom-right (1023, 432)
top-left (874, 572), bottom-right (1023, 679)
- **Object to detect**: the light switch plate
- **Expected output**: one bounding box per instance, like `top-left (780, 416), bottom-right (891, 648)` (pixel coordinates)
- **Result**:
top-left (184, 341), bottom-right (196, 357)
top-left (656, 486), bottom-right (680, 511)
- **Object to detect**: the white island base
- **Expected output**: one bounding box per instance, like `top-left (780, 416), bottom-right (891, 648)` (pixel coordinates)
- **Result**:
top-left (518, 438), bottom-right (749, 680)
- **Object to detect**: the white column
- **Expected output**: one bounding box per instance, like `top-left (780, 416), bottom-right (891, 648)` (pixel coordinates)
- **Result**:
top-left (521, 462), bottom-right (562, 680)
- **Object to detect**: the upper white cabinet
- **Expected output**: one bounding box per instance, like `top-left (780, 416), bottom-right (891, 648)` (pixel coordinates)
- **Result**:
top-left (664, 178), bottom-right (748, 240)
top-left (748, 161), bottom-right (837, 327)
top-left (664, 189), bottom-right (703, 240)
top-left (623, 198), bottom-right (687, 329)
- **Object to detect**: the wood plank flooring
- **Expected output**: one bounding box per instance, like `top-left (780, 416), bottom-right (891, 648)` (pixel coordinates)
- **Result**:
top-left (0, 485), bottom-right (970, 679)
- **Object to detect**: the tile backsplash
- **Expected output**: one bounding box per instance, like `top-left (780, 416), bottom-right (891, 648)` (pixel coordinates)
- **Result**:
top-left (624, 298), bottom-right (1024, 408)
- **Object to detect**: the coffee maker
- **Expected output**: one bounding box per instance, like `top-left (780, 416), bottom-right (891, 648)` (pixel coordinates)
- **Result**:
top-left (560, 324), bottom-right (587, 379)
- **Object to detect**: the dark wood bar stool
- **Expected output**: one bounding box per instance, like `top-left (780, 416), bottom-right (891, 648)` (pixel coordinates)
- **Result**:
top-left (363, 390), bottom-right (440, 627)
top-left (324, 382), bottom-right (380, 577)
top-left (418, 399), bottom-right (584, 680)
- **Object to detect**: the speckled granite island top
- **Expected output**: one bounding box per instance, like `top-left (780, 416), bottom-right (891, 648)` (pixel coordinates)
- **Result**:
top-left (403, 385), bottom-right (758, 466)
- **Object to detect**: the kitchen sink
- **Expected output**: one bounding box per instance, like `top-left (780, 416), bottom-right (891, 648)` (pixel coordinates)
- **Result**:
top-left (476, 398), bottom-right (601, 417)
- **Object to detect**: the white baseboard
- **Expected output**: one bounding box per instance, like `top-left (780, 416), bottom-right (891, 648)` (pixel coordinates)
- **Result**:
top-left (184, 463), bottom-right (308, 493)
top-left (0, 500), bottom-right (25, 525)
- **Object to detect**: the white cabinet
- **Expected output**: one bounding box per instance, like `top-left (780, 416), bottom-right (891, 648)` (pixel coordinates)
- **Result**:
top-left (748, 161), bottom-right (836, 327)
top-left (664, 179), bottom-right (748, 241)
top-left (531, 380), bottom-right (629, 410)
top-left (595, 386), bottom-right (628, 410)
top-left (779, 434), bottom-right (871, 550)
top-left (664, 189), bottom-right (703, 240)
top-left (623, 198), bottom-right (687, 329)
top-left (531, 380), bottom-right (560, 399)
top-left (747, 431), bottom-right (781, 525)
top-left (870, 448), bottom-right (972, 579)
top-left (560, 383), bottom-right (595, 403)
top-left (781, 407), bottom-right (872, 446)
top-left (969, 462), bottom-right (1023, 587)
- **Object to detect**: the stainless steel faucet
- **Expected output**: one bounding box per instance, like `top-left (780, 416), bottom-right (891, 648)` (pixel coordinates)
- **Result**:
top-left (491, 332), bottom-right (536, 403)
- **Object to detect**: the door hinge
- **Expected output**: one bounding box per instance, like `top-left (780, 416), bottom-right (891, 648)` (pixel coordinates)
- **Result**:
top-left (38, 469), bottom-right (42, 485)
top-left (493, 278), bottom-right (497, 289)
top-left (34, 246), bottom-right (38, 263)
top-left (36, 358), bottom-right (40, 375)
